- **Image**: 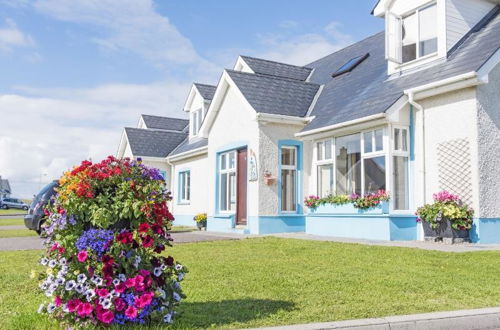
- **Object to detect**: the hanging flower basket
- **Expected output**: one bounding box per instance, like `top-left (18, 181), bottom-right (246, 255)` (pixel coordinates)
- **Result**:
top-left (35, 156), bottom-right (187, 326)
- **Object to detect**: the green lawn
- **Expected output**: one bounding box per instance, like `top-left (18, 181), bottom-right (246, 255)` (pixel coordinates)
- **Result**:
top-left (0, 209), bottom-right (27, 215)
top-left (0, 228), bottom-right (37, 238)
top-left (170, 225), bottom-right (197, 233)
top-left (0, 218), bottom-right (24, 226)
top-left (1, 237), bottom-right (500, 329)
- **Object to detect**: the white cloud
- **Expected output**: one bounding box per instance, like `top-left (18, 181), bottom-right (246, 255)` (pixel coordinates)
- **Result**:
top-left (33, 0), bottom-right (219, 78)
top-left (0, 81), bottom-right (189, 198)
top-left (0, 18), bottom-right (34, 52)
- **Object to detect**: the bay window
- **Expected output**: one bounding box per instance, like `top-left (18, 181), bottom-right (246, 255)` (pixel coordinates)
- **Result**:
top-left (362, 129), bottom-right (386, 194)
top-left (281, 146), bottom-right (297, 212)
top-left (316, 140), bottom-right (334, 197)
top-left (219, 151), bottom-right (236, 212)
top-left (393, 127), bottom-right (409, 210)
top-left (178, 171), bottom-right (190, 203)
top-left (336, 133), bottom-right (362, 195)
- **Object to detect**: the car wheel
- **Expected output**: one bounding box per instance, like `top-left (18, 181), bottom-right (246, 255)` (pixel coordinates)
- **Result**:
top-left (23, 206), bottom-right (28, 211)
top-left (2, 205), bottom-right (8, 209)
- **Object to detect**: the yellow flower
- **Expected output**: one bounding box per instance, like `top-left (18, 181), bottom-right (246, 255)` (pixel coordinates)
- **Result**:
top-left (30, 270), bottom-right (37, 279)
top-left (74, 270), bottom-right (80, 275)
top-left (46, 268), bottom-right (53, 275)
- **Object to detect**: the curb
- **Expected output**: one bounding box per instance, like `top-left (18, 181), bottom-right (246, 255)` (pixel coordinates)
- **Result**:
top-left (252, 307), bottom-right (500, 330)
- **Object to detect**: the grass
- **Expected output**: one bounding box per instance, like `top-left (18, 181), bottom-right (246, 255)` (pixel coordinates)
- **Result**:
top-left (170, 226), bottom-right (197, 233)
top-left (0, 209), bottom-right (27, 215)
top-left (0, 217), bottom-right (24, 226)
top-left (2, 237), bottom-right (500, 329)
top-left (0, 228), bottom-right (37, 238)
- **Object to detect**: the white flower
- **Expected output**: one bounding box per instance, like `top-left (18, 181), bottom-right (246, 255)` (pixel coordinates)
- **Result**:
top-left (110, 290), bottom-right (119, 298)
top-left (118, 273), bottom-right (126, 282)
top-left (175, 264), bottom-right (183, 271)
top-left (102, 299), bottom-right (112, 309)
top-left (59, 258), bottom-right (67, 266)
top-left (40, 258), bottom-right (48, 266)
top-left (178, 273), bottom-right (185, 281)
top-left (56, 277), bottom-right (65, 286)
top-left (47, 303), bottom-right (56, 313)
top-left (173, 292), bottom-right (181, 302)
top-left (46, 274), bottom-right (55, 282)
top-left (163, 313), bottom-right (173, 323)
top-left (49, 283), bottom-right (58, 292)
top-left (62, 304), bottom-right (69, 313)
top-left (153, 267), bottom-right (162, 277)
top-left (112, 278), bottom-right (120, 286)
top-left (45, 289), bottom-right (53, 297)
top-left (98, 296), bottom-right (105, 304)
top-left (39, 282), bottom-right (49, 290)
top-left (61, 265), bottom-right (69, 272)
top-left (75, 283), bottom-right (85, 294)
top-left (37, 304), bottom-right (45, 314)
top-left (161, 264), bottom-right (167, 271)
top-left (48, 260), bottom-right (58, 268)
top-left (65, 280), bottom-right (76, 291)
top-left (157, 288), bottom-right (166, 299)
top-left (77, 274), bottom-right (87, 283)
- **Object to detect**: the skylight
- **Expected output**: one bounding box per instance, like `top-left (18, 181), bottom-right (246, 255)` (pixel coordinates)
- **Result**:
top-left (331, 53), bottom-right (370, 78)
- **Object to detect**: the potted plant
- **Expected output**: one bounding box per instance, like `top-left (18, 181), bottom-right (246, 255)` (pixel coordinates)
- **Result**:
top-left (194, 213), bottom-right (207, 230)
top-left (416, 191), bottom-right (474, 243)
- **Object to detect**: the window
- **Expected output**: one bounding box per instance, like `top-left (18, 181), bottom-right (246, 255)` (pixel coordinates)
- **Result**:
top-left (316, 138), bottom-right (334, 197)
top-left (401, 3), bottom-right (437, 63)
top-left (386, 3), bottom-right (437, 64)
top-left (336, 134), bottom-right (362, 195)
top-left (191, 108), bottom-right (203, 136)
top-left (281, 146), bottom-right (297, 212)
top-left (219, 151), bottom-right (236, 212)
top-left (331, 53), bottom-right (369, 78)
top-left (179, 171), bottom-right (190, 203)
top-left (393, 127), bottom-right (410, 210)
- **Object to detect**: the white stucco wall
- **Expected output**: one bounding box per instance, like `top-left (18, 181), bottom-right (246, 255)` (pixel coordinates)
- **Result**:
top-left (476, 63), bottom-right (500, 218)
top-left (258, 122), bottom-right (307, 216)
top-left (206, 85), bottom-right (260, 217)
top-left (170, 154), bottom-right (209, 216)
top-left (414, 87), bottom-right (479, 211)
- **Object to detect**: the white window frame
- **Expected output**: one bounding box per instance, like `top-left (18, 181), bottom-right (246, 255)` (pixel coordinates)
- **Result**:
top-left (361, 127), bottom-right (387, 195)
top-left (391, 125), bottom-right (410, 211)
top-left (179, 171), bottom-right (190, 204)
top-left (219, 150), bottom-right (237, 213)
top-left (191, 108), bottom-right (203, 136)
top-left (281, 146), bottom-right (298, 213)
top-left (315, 138), bottom-right (335, 197)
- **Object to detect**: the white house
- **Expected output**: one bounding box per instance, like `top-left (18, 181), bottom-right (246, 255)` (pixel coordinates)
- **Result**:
top-left (119, 0), bottom-right (500, 243)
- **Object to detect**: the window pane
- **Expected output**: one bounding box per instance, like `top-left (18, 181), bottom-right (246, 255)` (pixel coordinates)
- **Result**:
top-left (364, 156), bottom-right (386, 194)
top-left (419, 4), bottom-right (437, 57)
top-left (220, 173), bottom-right (228, 211)
top-left (324, 140), bottom-right (332, 160)
top-left (179, 173), bottom-right (185, 200)
top-left (335, 134), bottom-right (362, 195)
top-left (220, 154), bottom-right (227, 170)
top-left (401, 129), bottom-right (408, 151)
top-left (229, 152), bottom-right (236, 169)
top-left (393, 156), bottom-right (409, 210)
top-left (229, 172), bottom-right (236, 206)
top-left (317, 164), bottom-right (334, 197)
top-left (402, 12), bottom-right (417, 63)
top-left (375, 129), bottom-right (384, 151)
top-left (363, 132), bottom-right (373, 153)
top-left (186, 172), bottom-right (190, 201)
top-left (394, 128), bottom-right (400, 150)
top-left (317, 142), bottom-right (323, 161)
top-left (281, 169), bottom-right (296, 211)
top-left (282, 147), bottom-right (296, 166)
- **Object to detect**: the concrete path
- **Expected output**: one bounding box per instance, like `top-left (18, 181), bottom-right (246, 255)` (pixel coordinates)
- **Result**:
top-left (0, 230), bottom-right (243, 251)
top-left (0, 214), bottom-right (25, 219)
top-left (270, 233), bottom-right (500, 252)
top-left (252, 307), bottom-right (500, 330)
top-left (0, 225), bottom-right (25, 230)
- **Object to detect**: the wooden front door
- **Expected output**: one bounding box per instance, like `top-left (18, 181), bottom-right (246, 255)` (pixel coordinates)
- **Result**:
top-left (236, 148), bottom-right (248, 225)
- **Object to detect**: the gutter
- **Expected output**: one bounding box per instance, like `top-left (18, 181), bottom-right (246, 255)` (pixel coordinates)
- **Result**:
top-left (255, 112), bottom-right (314, 125)
top-left (166, 146), bottom-right (208, 163)
top-left (295, 113), bottom-right (386, 138)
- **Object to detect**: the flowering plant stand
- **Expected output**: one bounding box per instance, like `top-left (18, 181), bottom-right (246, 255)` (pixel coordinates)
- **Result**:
top-left (422, 219), bottom-right (470, 244)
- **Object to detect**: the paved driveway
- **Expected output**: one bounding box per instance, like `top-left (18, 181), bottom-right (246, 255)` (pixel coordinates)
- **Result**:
top-left (0, 231), bottom-right (241, 251)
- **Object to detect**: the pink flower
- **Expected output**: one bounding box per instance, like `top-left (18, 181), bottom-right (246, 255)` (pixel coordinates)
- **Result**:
top-left (99, 310), bottom-right (114, 324)
top-left (125, 278), bottom-right (135, 288)
top-left (96, 288), bottom-right (109, 297)
top-left (115, 282), bottom-right (126, 294)
top-left (134, 292), bottom-right (153, 309)
top-left (77, 250), bottom-right (88, 262)
top-left (67, 299), bottom-right (81, 313)
top-left (138, 269), bottom-right (150, 277)
top-left (125, 306), bottom-right (137, 319)
top-left (114, 298), bottom-right (126, 312)
top-left (54, 296), bottom-right (62, 307)
top-left (76, 302), bottom-right (93, 317)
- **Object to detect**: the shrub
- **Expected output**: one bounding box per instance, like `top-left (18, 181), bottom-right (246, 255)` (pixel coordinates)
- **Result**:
top-left (35, 156), bottom-right (186, 326)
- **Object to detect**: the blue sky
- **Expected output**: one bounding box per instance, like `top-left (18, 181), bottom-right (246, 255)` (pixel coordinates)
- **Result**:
top-left (0, 0), bottom-right (383, 198)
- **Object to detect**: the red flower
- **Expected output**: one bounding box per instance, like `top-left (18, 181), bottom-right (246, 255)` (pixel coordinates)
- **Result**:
top-left (165, 256), bottom-right (174, 266)
top-left (138, 222), bottom-right (150, 233)
top-left (102, 255), bottom-right (114, 264)
top-left (102, 263), bottom-right (114, 277)
top-left (115, 282), bottom-right (126, 294)
top-left (141, 235), bottom-right (154, 248)
top-left (76, 302), bottom-right (93, 317)
top-left (116, 231), bottom-right (133, 244)
top-left (99, 310), bottom-right (114, 324)
top-left (125, 278), bottom-right (135, 288)
top-left (96, 288), bottom-right (109, 297)
top-left (154, 244), bottom-right (165, 253)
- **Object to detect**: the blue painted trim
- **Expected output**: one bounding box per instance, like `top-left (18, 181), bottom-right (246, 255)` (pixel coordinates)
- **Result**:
top-left (214, 141), bottom-right (249, 216)
top-left (177, 169), bottom-right (190, 205)
top-left (249, 215), bottom-right (305, 234)
top-left (471, 218), bottom-right (500, 244)
top-left (278, 140), bottom-right (303, 215)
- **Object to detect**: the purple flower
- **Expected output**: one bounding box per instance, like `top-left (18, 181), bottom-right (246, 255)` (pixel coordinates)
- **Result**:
top-left (76, 229), bottom-right (114, 256)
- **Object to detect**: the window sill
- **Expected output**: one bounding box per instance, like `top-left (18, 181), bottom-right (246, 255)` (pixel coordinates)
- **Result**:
top-left (214, 213), bottom-right (235, 218)
top-left (177, 202), bottom-right (190, 205)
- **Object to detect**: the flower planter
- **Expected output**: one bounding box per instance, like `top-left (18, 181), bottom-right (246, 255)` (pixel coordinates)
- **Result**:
top-left (308, 201), bottom-right (389, 215)
top-left (196, 220), bottom-right (207, 231)
top-left (422, 219), bottom-right (469, 243)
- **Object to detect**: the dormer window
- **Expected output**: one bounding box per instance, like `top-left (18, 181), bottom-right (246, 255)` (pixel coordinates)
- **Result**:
top-left (387, 2), bottom-right (437, 65)
top-left (191, 108), bottom-right (203, 136)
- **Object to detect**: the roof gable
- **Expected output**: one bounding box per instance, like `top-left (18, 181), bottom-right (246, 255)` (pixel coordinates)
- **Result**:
top-left (240, 55), bottom-right (313, 81)
top-left (193, 83), bottom-right (217, 100)
top-left (140, 115), bottom-right (188, 132)
top-left (124, 128), bottom-right (187, 158)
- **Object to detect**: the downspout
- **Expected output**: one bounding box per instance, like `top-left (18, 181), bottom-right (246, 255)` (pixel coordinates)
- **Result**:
top-left (407, 91), bottom-right (426, 205)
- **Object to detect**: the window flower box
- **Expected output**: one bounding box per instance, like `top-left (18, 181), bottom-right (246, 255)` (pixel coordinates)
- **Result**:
top-left (308, 201), bottom-right (389, 215)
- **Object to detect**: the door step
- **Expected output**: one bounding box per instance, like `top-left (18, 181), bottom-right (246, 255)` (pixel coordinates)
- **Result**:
top-left (231, 226), bottom-right (250, 234)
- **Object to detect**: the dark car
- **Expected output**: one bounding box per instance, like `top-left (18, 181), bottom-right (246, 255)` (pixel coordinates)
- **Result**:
top-left (24, 181), bottom-right (58, 234)
top-left (0, 197), bottom-right (29, 210)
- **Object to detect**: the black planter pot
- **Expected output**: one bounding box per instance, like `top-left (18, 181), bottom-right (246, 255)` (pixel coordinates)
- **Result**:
top-left (422, 219), bottom-right (469, 243)
top-left (196, 220), bottom-right (207, 231)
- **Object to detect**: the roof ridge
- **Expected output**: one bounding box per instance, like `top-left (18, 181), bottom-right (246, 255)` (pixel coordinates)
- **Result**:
top-left (225, 69), bottom-right (320, 86)
top-left (240, 55), bottom-right (313, 70)
top-left (306, 31), bottom-right (384, 67)
top-left (125, 127), bottom-right (188, 134)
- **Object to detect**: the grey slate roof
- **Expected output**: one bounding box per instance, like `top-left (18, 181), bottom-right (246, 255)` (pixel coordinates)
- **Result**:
top-left (0, 177), bottom-right (11, 195)
top-left (125, 127), bottom-right (187, 158)
top-left (194, 83), bottom-right (217, 100)
top-left (226, 69), bottom-right (320, 117)
top-left (169, 136), bottom-right (208, 157)
top-left (240, 55), bottom-right (313, 81)
top-left (303, 6), bottom-right (500, 132)
top-left (141, 115), bottom-right (188, 132)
